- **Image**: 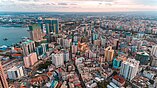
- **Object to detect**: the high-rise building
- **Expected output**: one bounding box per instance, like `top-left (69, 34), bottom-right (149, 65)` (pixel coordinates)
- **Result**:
top-left (23, 52), bottom-right (38, 68)
top-left (104, 46), bottom-right (114, 62)
top-left (101, 36), bottom-right (106, 47)
top-left (29, 24), bottom-right (43, 42)
top-left (51, 52), bottom-right (64, 67)
top-left (45, 18), bottom-right (59, 43)
top-left (7, 65), bottom-right (24, 80)
top-left (151, 45), bottom-right (157, 57)
top-left (151, 45), bottom-right (157, 66)
top-left (21, 40), bottom-right (35, 56)
top-left (113, 56), bottom-right (126, 69)
top-left (62, 50), bottom-right (69, 62)
top-left (63, 38), bottom-right (72, 48)
top-left (45, 18), bottom-right (59, 34)
top-left (36, 43), bottom-right (49, 56)
top-left (0, 62), bottom-right (9, 88)
top-left (120, 58), bottom-right (140, 81)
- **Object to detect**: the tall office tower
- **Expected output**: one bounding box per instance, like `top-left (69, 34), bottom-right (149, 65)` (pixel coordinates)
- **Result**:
top-left (36, 43), bottom-right (49, 56)
top-left (45, 18), bottom-right (59, 34)
top-left (51, 52), bottom-right (64, 67)
top-left (120, 58), bottom-right (140, 81)
top-left (7, 65), bottom-right (24, 80)
top-left (104, 46), bottom-right (114, 62)
top-left (29, 24), bottom-right (43, 42)
top-left (23, 52), bottom-right (38, 68)
top-left (0, 62), bottom-right (9, 88)
top-left (21, 40), bottom-right (35, 56)
top-left (45, 18), bottom-right (59, 43)
top-left (151, 45), bottom-right (157, 66)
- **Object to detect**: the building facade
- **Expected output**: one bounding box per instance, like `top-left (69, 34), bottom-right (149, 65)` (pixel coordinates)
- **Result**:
top-left (104, 46), bottom-right (114, 62)
top-left (0, 62), bottom-right (9, 88)
top-left (21, 40), bottom-right (35, 56)
top-left (23, 52), bottom-right (38, 68)
top-left (120, 58), bottom-right (140, 81)
top-left (7, 65), bottom-right (24, 80)
top-left (51, 53), bottom-right (64, 67)
top-left (29, 24), bottom-right (43, 42)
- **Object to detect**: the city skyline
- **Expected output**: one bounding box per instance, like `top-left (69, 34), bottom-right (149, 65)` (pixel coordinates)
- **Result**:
top-left (0, 0), bottom-right (157, 12)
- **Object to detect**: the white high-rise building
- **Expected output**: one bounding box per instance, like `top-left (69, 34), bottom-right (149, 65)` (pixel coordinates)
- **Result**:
top-left (151, 45), bottom-right (157, 57)
top-left (151, 45), bottom-right (157, 66)
top-left (7, 65), bottom-right (24, 80)
top-left (51, 53), bottom-right (64, 67)
top-left (63, 38), bottom-right (71, 48)
top-left (120, 58), bottom-right (140, 81)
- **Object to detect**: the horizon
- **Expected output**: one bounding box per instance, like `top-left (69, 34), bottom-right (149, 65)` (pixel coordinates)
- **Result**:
top-left (0, 0), bottom-right (157, 12)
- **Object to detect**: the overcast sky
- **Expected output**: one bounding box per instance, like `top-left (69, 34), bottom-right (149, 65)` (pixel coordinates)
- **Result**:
top-left (0, 0), bottom-right (157, 12)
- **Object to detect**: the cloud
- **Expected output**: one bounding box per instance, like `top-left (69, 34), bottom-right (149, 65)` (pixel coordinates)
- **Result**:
top-left (58, 3), bottom-right (68, 5)
top-left (70, 3), bottom-right (78, 5)
top-left (134, 0), bottom-right (157, 6)
top-left (0, 0), bottom-right (157, 12)
top-left (42, 3), bottom-right (55, 5)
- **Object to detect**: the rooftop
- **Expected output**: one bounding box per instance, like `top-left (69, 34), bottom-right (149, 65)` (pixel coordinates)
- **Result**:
top-left (113, 75), bottom-right (125, 84)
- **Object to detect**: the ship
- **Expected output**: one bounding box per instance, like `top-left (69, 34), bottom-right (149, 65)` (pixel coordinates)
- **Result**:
top-left (3, 38), bottom-right (8, 41)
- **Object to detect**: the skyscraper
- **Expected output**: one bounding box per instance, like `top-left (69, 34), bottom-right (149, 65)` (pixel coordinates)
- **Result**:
top-left (151, 45), bottom-right (157, 57)
top-left (7, 65), bottom-right (24, 80)
top-left (45, 18), bottom-right (59, 34)
top-left (120, 58), bottom-right (140, 81)
top-left (51, 52), bottom-right (64, 67)
top-left (0, 62), bottom-right (9, 88)
top-left (113, 56), bottom-right (127, 69)
top-left (23, 52), bottom-right (38, 68)
top-left (36, 43), bottom-right (49, 56)
top-left (21, 40), bottom-right (35, 56)
top-left (104, 46), bottom-right (114, 62)
top-left (45, 18), bottom-right (59, 42)
top-left (151, 45), bottom-right (157, 66)
top-left (29, 24), bottom-right (43, 42)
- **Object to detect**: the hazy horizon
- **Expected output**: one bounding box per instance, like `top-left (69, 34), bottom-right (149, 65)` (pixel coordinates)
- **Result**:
top-left (0, 0), bottom-right (157, 12)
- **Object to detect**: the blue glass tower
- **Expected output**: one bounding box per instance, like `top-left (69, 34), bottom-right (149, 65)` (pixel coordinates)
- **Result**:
top-left (45, 19), bottom-right (59, 34)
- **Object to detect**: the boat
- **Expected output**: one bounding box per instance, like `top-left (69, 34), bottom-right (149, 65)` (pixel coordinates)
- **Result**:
top-left (3, 38), bottom-right (8, 41)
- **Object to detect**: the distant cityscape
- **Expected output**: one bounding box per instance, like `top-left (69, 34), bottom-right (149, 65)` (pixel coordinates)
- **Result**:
top-left (0, 12), bottom-right (157, 88)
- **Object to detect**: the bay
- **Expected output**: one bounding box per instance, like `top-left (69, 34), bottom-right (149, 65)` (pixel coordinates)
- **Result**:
top-left (0, 26), bottom-right (30, 46)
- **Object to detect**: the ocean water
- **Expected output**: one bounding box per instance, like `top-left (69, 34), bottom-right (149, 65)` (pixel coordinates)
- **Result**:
top-left (0, 26), bottom-right (30, 46)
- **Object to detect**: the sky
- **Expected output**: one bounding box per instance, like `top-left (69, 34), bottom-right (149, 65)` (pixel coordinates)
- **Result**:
top-left (0, 0), bottom-right (157, 12)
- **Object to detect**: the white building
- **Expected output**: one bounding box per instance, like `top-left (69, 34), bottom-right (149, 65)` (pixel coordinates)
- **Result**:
top-left (7, 65), bottom-right (24, 80)
top-left (120, 58), bottom-right (140, 81)
top-left (51, 53), bottom-right (64, 67)
top-left (151, 46), bottom-right (157, 66)
top-left (63, 38), bottom-right (71, 48)
top-left (101, 36), bottom-right (106, 47)
top-left (151, 45), bottom-right (157, 57)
